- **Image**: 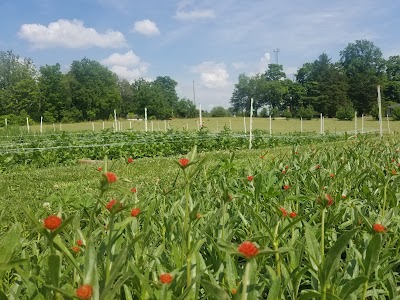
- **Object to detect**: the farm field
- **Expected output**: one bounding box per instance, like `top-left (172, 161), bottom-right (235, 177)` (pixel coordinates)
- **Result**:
top-left (7, 116), bottom-right (398, 134)
top-left (0, 134), bottom-right (399, 299)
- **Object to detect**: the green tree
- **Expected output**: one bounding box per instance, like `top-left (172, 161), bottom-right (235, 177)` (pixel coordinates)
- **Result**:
top-left (67, 58), bottom-right (121, 121)
top-left (210, 106), bottom-right (230, 117)
top-left (340, 40), bottom-right (385, 114)
top-left (175, 98), bottom-right (197, 118)
top-left (384, 56), bottom-right (400, 103)
top-left (264, 64), bottom-right (286, 81)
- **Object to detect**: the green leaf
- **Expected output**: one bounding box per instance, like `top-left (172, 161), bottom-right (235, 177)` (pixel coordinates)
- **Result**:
top-left (364, 234), bottom-right (382, 278)
top-left (298, 290), bottom-right (322, 300)
top-left (0, 223), bottom-right (21, 266)
top-left (48, 254), bottom-right (61, 288)
top-left (123, 284), bottom-right (133, 300)
top-left (339, 276), bottom-right (368, 299)
top-left (201, 279), bottom-right (230, 300)
top-left (319, 227), bottom-right (359, 287)
top-left (304, 225), bottom-right (321, 271)
top-left (0, 290), bottom-right (8, 300)
top-left (266, 266), bottom-right (281, 300)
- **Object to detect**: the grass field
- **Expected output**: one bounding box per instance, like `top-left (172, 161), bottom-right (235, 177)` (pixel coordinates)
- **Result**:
top-left (8, 116), bottom-right (398, 135)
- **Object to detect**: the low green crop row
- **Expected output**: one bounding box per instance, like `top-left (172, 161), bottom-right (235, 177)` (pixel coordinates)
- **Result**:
top-left (0, 128), bottom-right (362, 170)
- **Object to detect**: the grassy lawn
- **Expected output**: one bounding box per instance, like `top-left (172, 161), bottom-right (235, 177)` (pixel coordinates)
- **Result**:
top-left (9, 116), bottom-right (397, 134)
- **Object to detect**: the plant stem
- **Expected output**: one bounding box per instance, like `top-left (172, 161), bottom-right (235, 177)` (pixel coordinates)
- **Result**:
top-left (381, 181), bottom-right (388, 218)
top-left (361, 281), bottom-right (368, 300)
top-left (321, 208), bottom-right (325, 265)
top-left (105, 213), bottom-right (115, 283)
top-left (241, 260), bottom-right (251, 300)
top-left (273, 223), bottom-right (281, 277)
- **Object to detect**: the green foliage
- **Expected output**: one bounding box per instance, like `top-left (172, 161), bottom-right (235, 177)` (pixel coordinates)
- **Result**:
top-left (391, 106), bottom-right (400, 121)
top-left (336, 104), bottom-right (355, 120)
top-left (210, 106), bottom-right (230, 117)
top-left (297, 105), bottom-right (315, 120)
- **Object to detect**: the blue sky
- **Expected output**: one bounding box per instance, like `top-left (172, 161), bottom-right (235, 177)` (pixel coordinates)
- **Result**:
top-left (1, 0), bottom-right (399, 110)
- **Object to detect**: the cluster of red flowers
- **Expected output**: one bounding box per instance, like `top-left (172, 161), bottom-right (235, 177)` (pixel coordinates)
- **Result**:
top-left (71, 239), bottom-right (84, 254)
top-left (43, 215), bottom-right (62, 231)
top-left (279, 207), bottom-right (297, 218)
top-left (238, 241), bottom-right (259, 258)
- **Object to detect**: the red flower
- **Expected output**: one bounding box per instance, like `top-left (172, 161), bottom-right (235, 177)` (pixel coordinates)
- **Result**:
top-left (326, 194), bottom-right (334, 207)
top-left (247, 175), bottom-right (254, 181)
top-left (77, 239), bottom-right (84, 246)
top-left (283, 185), bottom-right (290, 190)
top-left (106, 199), bottom-right (122, 212)
top-left (71, 246), bottom-right (80, 253)
top-left (131, 187), bottom-right (137, 193)
top-left (391, 169), bottom-right (397, 175)
top-left (238, 241), bottom-right (259, 258)
top-left (285, 165), bottom-right (289, 169)
top-left (97, 167), bottom-right (102, 172)
top-left (279, 207), bottom-right (288, 217)
top-left (43, 215), bottom-right (62, 231)
top-left (105, 172), bottom-right (117, 183)
top-left (131, 208), bottom-right (140, 217)
top-left (373, 223), bottom-right (386, 233)
top-left (196, 213), bottom-right (201, 219)
top-left (316, 164), bottom-right (321, 169)
top-left (260, 155), bottom-right (265, 159)
top-left (76, 284), bottom-right (93, 300)
top-left (289, 212), bottom-right (297, 218)
top-left (127, 157), bottom-right (134, 163)
top-left (179, 158), bottom-right (189, 168)
top-left (329, 173), bottom-right (335, 178)
top-left (160, 273), bottom-right (173, 284)
top-left (281, 170), bottom-right (286, 174)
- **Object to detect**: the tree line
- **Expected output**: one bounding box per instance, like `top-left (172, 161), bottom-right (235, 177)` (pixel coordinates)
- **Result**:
top-left (0, 52), bottom-right (197, 125)
top-left (230, 40), bottom-right (400, 120)
top-left (1, 39), bottom-right (399, 125)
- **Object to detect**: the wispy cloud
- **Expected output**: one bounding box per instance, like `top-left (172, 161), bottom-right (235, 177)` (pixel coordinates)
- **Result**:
top-left (174, 0), bottom-right (215, 21)
top-left (18, 19), bottom-right (127, 49)
top-left (191, 61), bottom-right (230, 88)
top-left (132, 19), bottom-right (160, 36)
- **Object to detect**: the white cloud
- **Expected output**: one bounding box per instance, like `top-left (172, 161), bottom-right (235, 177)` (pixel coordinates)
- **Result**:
top-left (231, 62), bottom-right (246, 70)
top-left (132, 19), bottom-right (160, 36)
top-left (258, 52), bottom-right (271, 73)
top-left (175, 9), bottom-right (215, 21)
top-left (18, 19), bottom-right (126, 49)
top-left (191, 61), bottom-right (230, 88)
top-left (101, 50), bottom-right (148, 82)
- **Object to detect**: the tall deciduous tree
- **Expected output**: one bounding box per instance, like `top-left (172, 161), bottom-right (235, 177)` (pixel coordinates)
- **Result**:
top-left (340, 40), bottom-right (385, 114)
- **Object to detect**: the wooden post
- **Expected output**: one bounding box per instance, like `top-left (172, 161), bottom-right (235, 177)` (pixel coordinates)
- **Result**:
top-left (249, 98), bottom-right (253, 149)
top-left (377, 85), bottom-right (383, 138)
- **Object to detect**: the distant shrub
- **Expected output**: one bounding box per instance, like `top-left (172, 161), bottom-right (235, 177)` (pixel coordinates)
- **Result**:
top-left (336, 105), bottom-right (354, 120)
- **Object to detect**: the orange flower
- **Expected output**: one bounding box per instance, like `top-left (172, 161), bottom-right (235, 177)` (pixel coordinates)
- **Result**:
top-left (289, 212), bottom-right (297, 218)
top-left (247, 175), bottom-right (254, 181)
top-left (373, 223), bottom-right (386, 233)
top-left (179, 158), bottom-right (189, 168)
top-left (316, 164), bottom-right (321, 169)
top-left (106, 199), bottom-right (122, 212)
top-left (131, 187), bottom-right (137, 193)
top-left (43, 215), bottom-right (62, 231)
top-left (238, 241), bottom-right (259, 259)
top-left (160, 273), bottom-right (173, 284)
top-left (127, 157), bottom-right (134, 163)
top-left (105, 172), bottom-right (117, 183)
top-left (329, 173), bottom-right (335, 178)
top-left (77, 239), bottom-right (84, 246)
top-left (283, 185), bottom-right (290, 190)
top-left (260, 155), bottom-right (265, 159)
top-left (131, 208), bottom-right (140, 217)
top-left (76, 284), bottom-right (93, 300)
top-left (71, 246), bottom-right (80, 253)
top-left (97, 167), bottom-right (102, 172)
top-left (196, 213), bottom-right (201, 219)
top-left (231, 288), bottom-right (238, 295)
top-left (391, 169), bottom-right (397, 175)
top-left (279, 207), bottom-right (288, 217)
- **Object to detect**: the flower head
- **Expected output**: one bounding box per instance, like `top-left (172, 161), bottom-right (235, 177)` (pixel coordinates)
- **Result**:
top-left (281, 169), bottom-right (286, 175)
top-left (247, 175), bottom-right (254, 181)
top-left (329, 173), bottom-right (335, 178)
top-left (106, 199), bottom-right (123, 212)
top-left (76, 284), bottom-right (93, 300)
top-left (160, 273), bottom-right (173, 284)
top-left (196, 213), bottom-right (201, 219)
top-left (231, 288), bottom-right (237, 295)
top-left (131, 208), bottom-right (140, 217)
top-left (131, 187), bottom-right (137, 193)
top-left (77, 239), bottom-right (84, 246)
top-left (43, 215), bottom-right (62, 231)
top-left (127, 157), bottom-right (134, 163)
top-left (391, 169), bottom-right (397, 175)
top-left (289, 212), bottom-right (297, 218)
top-left (179, 158), bottom-right (189, 168)
top-left (71, 246), bottom-right (80, 253)
top-left (105, 172), bottom-right (118, 183)
top-left (325, 194), bottom-right (334, 207)
top-left (238, 241), bottom-right (259, 258)
top-left (283, 185), bottom-right (290, 190)
top-left (373, 223), bottom-right (386, 233)
top-left (279, 207), bottom-right (288, 217)
top-left (97, 167), bottom-right (102, 172)
top-left (316, 164), bottom-right (321, 170)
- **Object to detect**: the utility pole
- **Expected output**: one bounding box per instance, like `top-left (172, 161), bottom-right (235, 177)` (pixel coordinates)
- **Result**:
top-left (273, 48), bottom-right (280, 64)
